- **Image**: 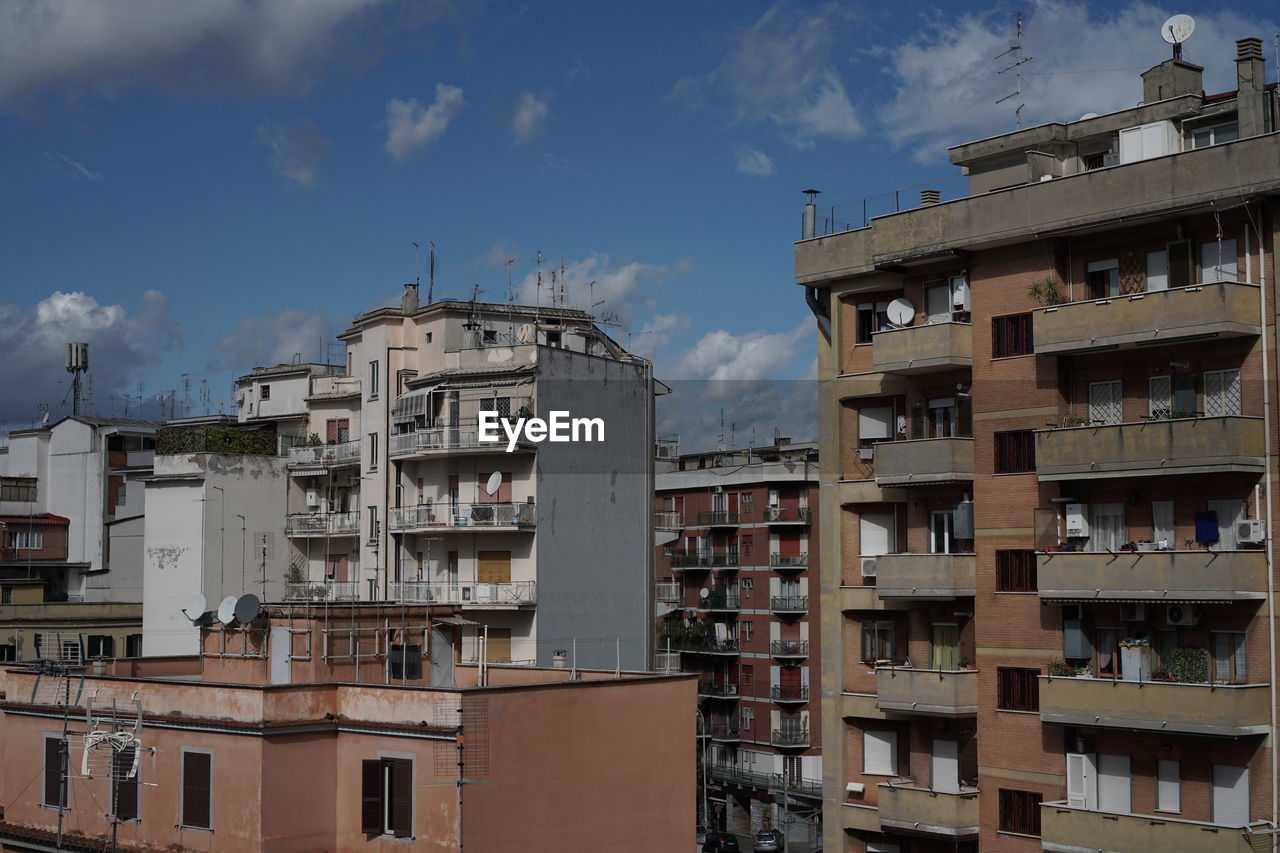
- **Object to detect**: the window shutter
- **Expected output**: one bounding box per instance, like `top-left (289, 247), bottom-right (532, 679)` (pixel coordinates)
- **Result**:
top-left (863, 730), bottom-right (897, 776)
top-left (1157, 759), bottom-right (1180, 812)
top-left (405, 645), bottom-right (423, 680)
top-left (1235, 632), bottom-right (1247, 681)
top-left (1065, 752), bottom-right (1093, 808)
top-left (114, 746), bottom-right (139, 821)
top-left (182, 752), bottom-right (211, 829)
top-left (361, 759), bottom-right (382, 834)
top-left (390, 759), bottom-right (413, 838)
top-left (1097, 754), bottom-right (1131, 814)
top-left (44, 737), bottom-right (64, 807)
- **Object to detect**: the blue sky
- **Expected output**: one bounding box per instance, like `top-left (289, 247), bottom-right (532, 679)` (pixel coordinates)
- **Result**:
top-left (2, 0), bottom-right (1277, 446)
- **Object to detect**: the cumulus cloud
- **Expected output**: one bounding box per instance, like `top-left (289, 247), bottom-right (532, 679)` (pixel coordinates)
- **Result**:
top-left (627, 313), bottom-right (691, 357)
top-left (475, 239), bottom-right (519, 272)
top-left (0, 290), bottom-right (180, 425)
top-left (879, 2), bottom-right (1280, 162)
top-left (513, 253), bottom-right (680, 327)
top-left (211, 308), bottom-right (338, 371)
top-left (511, 92), bottom-right (549, 144)
top-left (257, 117), bottom-right (331, 188)
top-left (736, 148), bottom-right (774, 176)
top-left (44, 152), bottom-right (102, 181)
top-left (671, 1), bottom-right (863, 146)
top-left (669, 321), bottom-right (812, 381)
top-left (384, 84), bottom-right (465, 161)
top-left (0, 0), bottom-right (385, 108)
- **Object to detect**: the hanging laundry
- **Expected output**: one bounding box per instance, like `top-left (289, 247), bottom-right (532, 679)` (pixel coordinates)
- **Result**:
top-left (1195, 510), bottom-right (1220, 544)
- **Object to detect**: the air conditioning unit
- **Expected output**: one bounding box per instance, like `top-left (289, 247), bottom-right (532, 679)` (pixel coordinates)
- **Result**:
top-left (1120, 603), bottom-right (1146, 622)
top-left (860, 558), bottom-right (878, 578)
top-left (1065, 503), bottom-right (1089, 538)
top-left (1237, 519), bottom-right (1266, 545)
top-left (858, 447), bottom-right (874, 461)
top-left (305, 489), bottom-right (321, 507)
top-left (1167, 604), bottom-right (1201, 627)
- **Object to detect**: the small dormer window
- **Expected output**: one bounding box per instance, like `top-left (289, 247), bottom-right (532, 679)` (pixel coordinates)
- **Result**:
top-left (260, 384), bottom-right (271, 400)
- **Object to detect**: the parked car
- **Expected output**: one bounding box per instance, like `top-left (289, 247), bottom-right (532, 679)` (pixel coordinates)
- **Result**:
top-left (702, 830), bottom-right (741, 852)
top-left (753, 828), bottom-right (785, 852)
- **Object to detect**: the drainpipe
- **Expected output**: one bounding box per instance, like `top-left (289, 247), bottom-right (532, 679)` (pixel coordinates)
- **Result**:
top-left (805, 287), bottom-right (832, 342)
top-left (1257, 200), bottom-right (1278, 847)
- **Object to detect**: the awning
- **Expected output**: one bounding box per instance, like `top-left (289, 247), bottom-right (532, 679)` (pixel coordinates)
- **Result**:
top-left (432, 616), bottom-right (480, 626)
top-left (1045, 597), bottom-right (1233, 605)
top-left (0, 514), bottom-right (70, 526)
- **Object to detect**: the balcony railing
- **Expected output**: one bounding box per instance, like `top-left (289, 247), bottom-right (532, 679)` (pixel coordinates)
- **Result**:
top-left (873, 553), bottom-right (976, 599)
top-left (872, 320), bottom-right (972, 374)
top-left (653, 651), bottom-right (681, 673)
top-left (671, 637), bottom-right (740, 655)
top-left (285, 511), bottom-right (360, 536)
top-left (873, 437), bottom-right (974, 486)
top-left (697, 511), bottom-right (740, 527)
top-left (654, 510), bottom-right (682, 531)
top-left (697, 679), bottom-right (741, 699)
top-left (770, 727), bottom-right (810, 747)
top-left (877, 781), bottom-right (979, 839)
top-left (389, 502), bottom-right (536, 531)
top-left (764, 506), bottom-right (811, 524)
top-left (702, 589), bottom-right (741, 611)
top-left (1040, 801), bottom-right (1268, 853)
top-left (771, 684), bottom-right (809, 703)
top-left (707, 763), bottom-right (773, 790)
top-left (876, 667), bottom-right (978, 715)
top-left (769, 595), bottom-right (809, 615)
top-left (1034, 415), bottom-right (1265, 481)
top-left (670, 551), bottom-right (740, 569)
top-left (655, 581), bottom-right (681, 604)
top-left (709, 723), bottom-right (741, 741)
top-left (770, 640), bottom-right (809, 659)
top-left (388, 581), bottom-right (536, 606)
top-left (1037, 550), bottom-right (1267, 602)
top-left (1038, 675), bottom-right (1269, 737)
top-left (769, 553), bottom-right (809, 569)
top-left (389, 427), bottom-right (533, 457)
top-left (283, 581), bottom-right (360, 601)
top-left (287, 439), bottom-right (361, 467)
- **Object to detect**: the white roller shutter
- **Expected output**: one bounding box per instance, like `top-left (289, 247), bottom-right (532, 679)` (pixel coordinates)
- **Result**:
top-left (863, 729), bottom-right (897, 776)
top-left (1201, 238), bottom-right (1239, 283)
top-left (1157, 759), bottom-right (1180, 812)
top-left (1213, 764), bottom-right (1250, 826)
top-left (859, 512), bottom-right (895, 556)
top-left (1098, 754), bottom-right (1131, 814)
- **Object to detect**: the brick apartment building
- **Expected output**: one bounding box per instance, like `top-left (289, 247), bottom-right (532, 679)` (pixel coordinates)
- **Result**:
top-left (797, 37), bottom-right (1280, 853)
top-left (655, 440), bottom-right (822, 845)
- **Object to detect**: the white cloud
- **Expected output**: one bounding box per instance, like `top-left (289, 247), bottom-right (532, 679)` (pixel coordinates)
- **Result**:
top-left (879, 2), bottom-right (1280, 163)
top-left (45, 152), bottom-right (102, 181)
top-left (736, 147), bottom-right (774, 176)
top-left (670, 321), bottom-right (811, 381)
top-left (628, 313), bottom-right (691, 357)
top-left (511, 92), bottom-right (549, 144)
top-left (671, 1), bottom-right (863, 146)
top-left (0, 290), bottom-right (180, 424)
top-left (513, 253), bottom-right (676, 326)
top-left (211, 308), bottom-right (338, 371)
top-left (384, 84), bottom-right (465, 161)
top-left (475, 239), bottom-right (519, 272)
top-left (0, 0), bottom-right (386, 108)
top-left (257, 117), bottom-right (331, 188)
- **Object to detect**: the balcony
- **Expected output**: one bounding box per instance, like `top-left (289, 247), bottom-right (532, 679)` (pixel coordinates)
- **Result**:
top-left (876, 667), bottom-right (977, 716)
top-left (653, 651), bottom-right (681, 673)
top-left (1034, 416), bottom-right (1265, 481)
top-left (283, 581), bottom-right (359, 601)
top-left (771, 684), bottom-right (809, 704)
top-left (709, 723), bottom-right (741, 741)
top-left (1040, 802), bottom-right (1269, 853)
top-left (769, 553), bottom-right (809, 570)
top-left (1037, 550), bottom-right (1267, 602)
top-left (770, 727), bottom-right (810, 747)
top-left (701, 589), bottom-right (741, 612)
top-left (654, 510), bottom-right (682, 531)
top-left (697, 679), bottom-right (741, 699)
top-left (1034, 282), bottom-right (1261, 356)
top-left (769, 640), bottom-right (809, 659)
top-left (285, 511), bottom-right (360, 537)
top-left (388, 581), bottom-right (537, 607)
top-left (1038, 675), bottom-right (1269, 736)
top-left (670, 551), bottom-right (740, 570)
top-left (872, 320), bottom-right (972, 374)
top-left (655, 581), bottom-right (681, 606)
top-left (389, 502), bottom-right (536, 532)
top-left (672, 638), bottom-right (740, 656)
top-left (388, 426), bottom-right (533, 458)
top-left (764, 507), bottom-right (811, 524)
top-left (707, 763), bottom-right (773, 790)
top-left (287, 439), bottom-right (360, 470)
top-left (876, 781), bottom-right (979, 839)
top-left (769, 595), bottom-right (809, 615)
top-left (874, 553), bottom-right (976, 600)
top-left (873, 438), bottom-right (974, 487)
top-left (696, 511), bottom-right (740, 527)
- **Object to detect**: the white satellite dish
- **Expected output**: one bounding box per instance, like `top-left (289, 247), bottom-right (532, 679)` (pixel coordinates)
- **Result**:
top-left (217, 596), bottom-right (237, 625)
top-left (1079, 112), bottom-right (1100, 121)
top-left (484, 471), bottom-right (503, 496)
top-left (180, 593), bottom-right (207, 622)
top-left (699, 587), bottom-right (710, 599)
top-left (516, 323), bottom-right (533, 343)
top-left (1161, 14), bottom-right (1195, 45)
top-left (234, 594), bottom-right (261, 624)
top-left (886, 298), bottom-right (915, 327)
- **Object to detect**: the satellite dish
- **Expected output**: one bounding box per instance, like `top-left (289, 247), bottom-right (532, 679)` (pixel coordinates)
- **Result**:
top-left (1161, 14), bottom-right (1195, 45)
top-left (516, 323), bottom-right (533, 343)
top-left (180, 593), bottom-right (207, 622)
top-left (217, 596), bottom-right (237, 625)
top-left (234, 594), bottom-right (261, 624)
top-left (1079, 112), bottom-right (1100, 121)
top-left (484, 471), bottom-right (503, 496)
top-left (886, 298), bottom-right (915, 327)
top-left (699, 588), bottom-right (710, 599)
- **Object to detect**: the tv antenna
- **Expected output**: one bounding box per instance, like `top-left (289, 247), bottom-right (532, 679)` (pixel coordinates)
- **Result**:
top-left (411, 241), bottom-right (421, 287)
top-left (1161, 14), bottom-right (1195, 60)
top-left (428, 242), bottom-right (436, 305)
top-left (996, 11), bottom-right (1036, 127)
top-left (533, 250), bottom-right (543, 307)
top-left (505, 257), bottom-right (518, 303)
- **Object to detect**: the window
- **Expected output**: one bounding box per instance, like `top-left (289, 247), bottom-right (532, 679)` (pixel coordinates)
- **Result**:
top-left (368, 361), bottom-right (380, 399)
top-left (368, 506), bottom-right (379, 542)
top-left (126, 634), bottom-right (143, 658)
top-left (368, 433), bottom-right (378, 471)
top-left (994, 430), bottom-right (1035, 473)
top-left (181, 750), bottom-right (212, 829)
top-left (482, 329), bottom-right (497, 344)
top-left (424, 332), bottom-right (433, 343)
top-left (0, 644), bottom-right (15, 661)
top-left (87, 635), bottom-right (114, 658)
top-left (1192, 121), bottom-right (1239, 149)
top-left (741, 664), bottom-right (753, 692)
top-left (113, 745), bottom-right (139, 821)
top-left (863, 729), bottom-right (898, 776)
top-left (740, 578), bottom-right (753, 599)
top-left (992, 313), bottom-right (1033, 357)
top-left (997, 667), bottom-right (1040, 711)
top-left (861, 620), bottom-right (895, 663)
top-left (996, 550), bottom-right (1037, 592)
top-left (1157, 759), bottom-right (1180, 812)
top-left (1201, 238), bottom-right (1239, 283)
top-left (545, 331), bottom-right (562, 347)
top-left (1204, 369), bottom-right (1242, 417)
top-left (740, 706), bottom-right (754, 732)
top-left (361, 757), bottom-right (413, 837)
top-left (259, 384), bottom-right (271, 401)
top-left (326, 418), bottom-right (350, 444)
top-left (999, 788), bottom-right (1042, 835)
top-left (855, 301), bottom-right (892, 344)
top-left (11, 530), bottom-right (44, 550)
top-left (44, 736), bottom-right (68, 808)
top-left (740, 620), bottom-right (752, 642)
top-left (388, 644), bottom-right (423, 680)
top-left (1086, 259), bottom-right (1120, 299)
top-left (1212, 631), bottom-right (1247, 683)
top-left (1, 477), bottom-right (37, 501)
top-left (1, 587), bottom-right (10, 604)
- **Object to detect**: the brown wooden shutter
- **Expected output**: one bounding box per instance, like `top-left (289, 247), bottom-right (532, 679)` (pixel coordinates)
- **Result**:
top-left (390, 758), bottom-right (413, 838)
top-left (44, 737), bottom-right (64, 807)
top-left (477, 551), bottom-right (511, 583)
top-left (485, 628), bottom-right (512, 662)
top-left (361, 759), bottom-right (382, 834)
top-left (114, 746), bottom-right (138, 820)
top-left (182, 752), bottom-right (211, 829)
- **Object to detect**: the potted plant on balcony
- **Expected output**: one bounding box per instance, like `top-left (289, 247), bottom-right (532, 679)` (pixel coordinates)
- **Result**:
top-left (1047, 659), bottom-right (1072, 677)
top-left (1027, 275), bottom-right (1064, 306)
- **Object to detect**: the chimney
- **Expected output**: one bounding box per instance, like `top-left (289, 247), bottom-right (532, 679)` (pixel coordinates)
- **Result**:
top-left (401, 281), bottom-right (419, 313)
top-left (920, 189), bottom-right (940, 206)
top-left (1235, 37), bottom-right (1267, 138)
top-left (801, 189), bottom-right (821, 239)
top-left (1140, 58), bottom-right (1203, 103)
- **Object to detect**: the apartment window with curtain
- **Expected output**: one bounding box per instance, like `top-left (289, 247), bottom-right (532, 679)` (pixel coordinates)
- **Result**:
top-left (994, 430), bottom-right (1035, 473)
top-left (992, 313), bottom-right (1033, 357)
top-left (11, 530), bottom-right (44, 550)
top-left (1212, 631), bottom-right (1247, 683)
top-left (361, 756), bottom-right (413, 837)
top-left (181, 750), bottom-right (212, 830)
top-left (1086, 259), bottom-right (1120, 298)
top-left (861, 620), bottom-right (896, 664)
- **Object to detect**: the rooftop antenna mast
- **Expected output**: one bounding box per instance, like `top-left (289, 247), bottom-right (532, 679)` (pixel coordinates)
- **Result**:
top-left (996, 11), bottom-right (1036, 127)
top-left (534, 250), bottom-right (543, 308)
top-left (505, 257), bottom-right (518, 303)
top-left (559, 258), bottom-right (566, 309)
top-left (65, 343), bottom-right (89, 417)
top-left (411, 241), bottom-right (421, 287)
top-left (428, 242), bottom-right (436, 305)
